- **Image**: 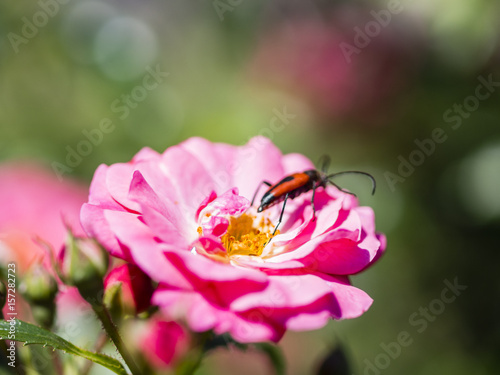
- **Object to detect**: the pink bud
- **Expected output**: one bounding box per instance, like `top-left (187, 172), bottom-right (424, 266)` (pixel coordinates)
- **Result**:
top-left (104, 264), bottom-right (154, 314)
top-left (139, 317), bottom-right (189, 369)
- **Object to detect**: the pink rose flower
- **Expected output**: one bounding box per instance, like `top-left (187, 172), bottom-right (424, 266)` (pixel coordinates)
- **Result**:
top-left (81, 137), bottom-right (386, 343)
top-left (0, 163), bottom-right (87, 271)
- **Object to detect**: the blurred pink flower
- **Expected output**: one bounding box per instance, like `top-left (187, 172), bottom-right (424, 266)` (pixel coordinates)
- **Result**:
top-left (0, 163), bottom-right (87, 271)
top-left (81, 137), bottom-right (386, 343)
top-left (0, 163), bottom-right (89, 320)
top-left (249, 14), bottom-right (421, 124)
top-left (139, 317), bottom-right (190, 369)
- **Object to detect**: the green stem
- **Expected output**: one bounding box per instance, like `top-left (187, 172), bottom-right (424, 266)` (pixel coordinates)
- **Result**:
top-left (90, 303), bottom-right (142, 375)
top-left (254, 343), bottom-right (286, 375)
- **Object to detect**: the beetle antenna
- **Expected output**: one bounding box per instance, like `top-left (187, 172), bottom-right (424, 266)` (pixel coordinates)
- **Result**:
top-left (326, 171), bottom-right (376, 195)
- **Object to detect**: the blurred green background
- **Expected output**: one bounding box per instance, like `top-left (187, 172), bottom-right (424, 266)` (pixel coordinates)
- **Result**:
top-left (1, 0), bottom-right (499, 374)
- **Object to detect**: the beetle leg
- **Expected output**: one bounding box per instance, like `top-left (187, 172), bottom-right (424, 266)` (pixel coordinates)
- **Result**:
top-left (311, 181), bottom-right (318, 220)
top-left (330, 181), bottom-right (357, 197)
top-left (251, 180), bottom-right (272, 206)
top-left (272, 193), bottom-right (289, 236)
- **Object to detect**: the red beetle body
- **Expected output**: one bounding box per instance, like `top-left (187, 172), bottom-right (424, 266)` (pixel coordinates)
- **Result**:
top-left (257, 170), bottom-right (323, 213)
top-left (252, 162), bottom-right (375, 237)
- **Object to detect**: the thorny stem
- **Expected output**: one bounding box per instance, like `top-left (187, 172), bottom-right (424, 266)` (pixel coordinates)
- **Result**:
top-left (90, 302), bottom-right (142, 375)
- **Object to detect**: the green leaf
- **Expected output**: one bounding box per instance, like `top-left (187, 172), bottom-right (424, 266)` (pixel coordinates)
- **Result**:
top-left (0, 319), bottom-right (128, 375)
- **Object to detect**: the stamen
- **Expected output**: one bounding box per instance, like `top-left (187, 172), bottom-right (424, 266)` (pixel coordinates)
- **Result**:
top-left (221, 213), bottom-right (278, 257)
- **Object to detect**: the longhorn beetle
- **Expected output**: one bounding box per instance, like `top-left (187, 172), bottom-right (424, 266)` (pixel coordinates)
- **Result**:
top-left (251, 156), bottom-right (376, 236)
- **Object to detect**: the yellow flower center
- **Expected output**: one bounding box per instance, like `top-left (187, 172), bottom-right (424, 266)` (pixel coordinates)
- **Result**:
top-left (221, 213), bottom-right (278, 257)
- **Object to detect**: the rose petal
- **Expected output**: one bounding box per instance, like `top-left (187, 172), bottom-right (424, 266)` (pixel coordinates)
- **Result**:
top-left (233, 136), bottom-right (285, 200)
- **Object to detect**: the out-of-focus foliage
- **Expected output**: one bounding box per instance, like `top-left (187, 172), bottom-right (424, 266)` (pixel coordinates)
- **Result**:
top-left (0, 0), bottom-right (499, 374)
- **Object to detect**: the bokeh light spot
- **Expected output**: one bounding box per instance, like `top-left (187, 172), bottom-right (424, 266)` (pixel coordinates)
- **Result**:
top-left (93, 16), bottom-right (158, 81)
top-left (458, 142), bottom-right (500, 221)
top-left (60, 1), bottom-right (117, 65)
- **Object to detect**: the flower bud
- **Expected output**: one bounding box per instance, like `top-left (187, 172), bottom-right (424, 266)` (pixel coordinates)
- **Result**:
top-left (19, 264), bottom-right (58, 328)
top-left (139, 317), bottom-right (190, 370)
top-left (58, 232), bottom-right (109, 300)
top-left (20, 264), bottom-right (58, 304)
top-left (104, 264), bottom-right (154, 316)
